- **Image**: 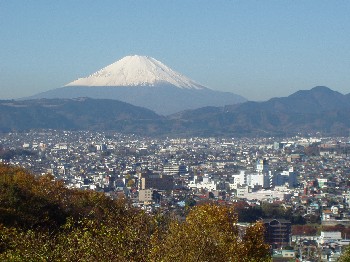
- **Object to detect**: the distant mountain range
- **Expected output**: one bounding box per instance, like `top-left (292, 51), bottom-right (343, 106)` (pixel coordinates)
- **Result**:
top-left (27, 55), bottom-right (246, 115)
top-left (3, 86), bottom-right (350, 137)
top-left (170, 86), bottom-right (350, 136)
top-left (0, 98), bottom-right (167, 134)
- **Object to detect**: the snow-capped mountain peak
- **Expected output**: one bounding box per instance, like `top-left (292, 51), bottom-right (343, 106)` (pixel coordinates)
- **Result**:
top-left (65, 55), bottom-right (207, 90)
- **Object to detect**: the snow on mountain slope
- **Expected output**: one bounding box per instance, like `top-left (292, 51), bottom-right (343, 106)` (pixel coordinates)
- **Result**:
top-left (26, 55), bottom-right (247, 114)
top-left (66, 55), bottom-right (207, 90)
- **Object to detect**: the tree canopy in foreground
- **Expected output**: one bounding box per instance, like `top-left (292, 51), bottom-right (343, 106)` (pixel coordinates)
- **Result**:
top-left (0, 164), bottom-right (271, 261)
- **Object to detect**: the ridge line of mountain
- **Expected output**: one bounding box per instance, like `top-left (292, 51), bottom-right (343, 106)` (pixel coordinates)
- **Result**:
top-left (4, 86), bottom-right (350, 137)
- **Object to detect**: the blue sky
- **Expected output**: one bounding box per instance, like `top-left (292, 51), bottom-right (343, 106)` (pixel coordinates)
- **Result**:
top-left (1, 1), bottom-right (349, 101)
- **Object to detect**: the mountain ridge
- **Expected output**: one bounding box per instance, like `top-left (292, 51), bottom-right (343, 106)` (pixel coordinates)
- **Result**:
top-left (172, 86), bottom-right (350, 136)
top-left (9, 86), bottom-right (350, 137)
top-left (0, 98), bottom-right (166, 134)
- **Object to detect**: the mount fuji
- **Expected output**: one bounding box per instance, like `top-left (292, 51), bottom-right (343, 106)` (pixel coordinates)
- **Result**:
top-left (28, 55), bottom-right (246, 115)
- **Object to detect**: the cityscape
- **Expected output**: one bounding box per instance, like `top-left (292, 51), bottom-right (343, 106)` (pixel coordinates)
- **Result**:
top-left (2, 130), bottom-right (350, 261)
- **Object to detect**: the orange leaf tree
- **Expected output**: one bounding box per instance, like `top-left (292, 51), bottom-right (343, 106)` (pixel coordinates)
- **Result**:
top-left (149, 203), bottom-right (271, 262)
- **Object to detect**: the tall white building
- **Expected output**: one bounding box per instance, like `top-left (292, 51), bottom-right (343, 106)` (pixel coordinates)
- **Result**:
top-left (231, 159), bottom-right (272, 189)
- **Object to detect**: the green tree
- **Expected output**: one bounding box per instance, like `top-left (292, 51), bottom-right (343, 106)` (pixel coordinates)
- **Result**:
top-left (126, 179), bottom-right (135, 187)
top-left (261, 202), bottom-right (290, 219)
top-left (185, 197), bottom-right (196, 207)
top-left (338, 244), bottom-right (350, 262)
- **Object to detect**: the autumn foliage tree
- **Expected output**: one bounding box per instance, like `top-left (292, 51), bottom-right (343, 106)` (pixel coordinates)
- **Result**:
top-left (149, 204), bottom-right (271, 262)
top-left (292, 225), bottom-right (318, 236)
top-left (0, 164), bottom-right (271, 261)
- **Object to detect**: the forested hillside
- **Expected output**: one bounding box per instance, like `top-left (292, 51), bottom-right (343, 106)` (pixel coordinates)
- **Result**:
top-left (0, 164), bottom-right (270, 261)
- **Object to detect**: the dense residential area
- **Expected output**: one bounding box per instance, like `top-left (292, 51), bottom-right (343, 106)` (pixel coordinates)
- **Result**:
top-left (2, 130), bottom-right (350, 261)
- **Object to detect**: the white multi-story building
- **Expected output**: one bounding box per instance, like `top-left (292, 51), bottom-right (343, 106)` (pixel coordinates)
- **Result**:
top-left (237, 188), bottom-right (292, 201)
top-left (188, 175), bottom-right (219, 191)
top-left (319, 231), bottom-right (342, 244)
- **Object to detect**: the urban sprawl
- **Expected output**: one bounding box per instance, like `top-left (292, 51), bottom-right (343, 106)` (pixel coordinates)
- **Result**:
top-left (1, 130), bottom-right (350, 261)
